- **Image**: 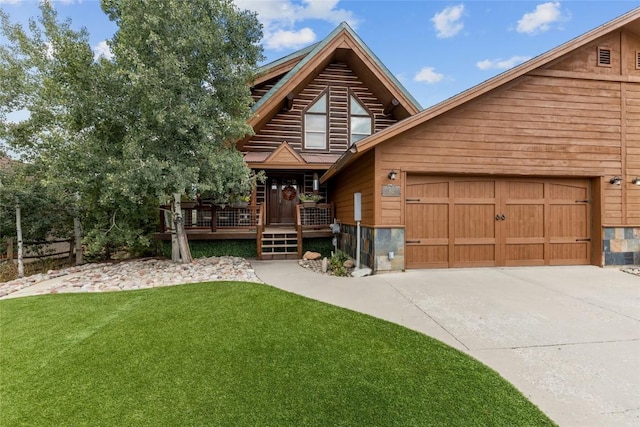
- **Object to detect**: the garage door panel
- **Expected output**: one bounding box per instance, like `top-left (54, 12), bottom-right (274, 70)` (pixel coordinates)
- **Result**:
top-left (454, 204), bottom-right (496, 239)
top-left (454, 245), bottom-right (496, 266)
top-left (506, 181), bottom-right (544, 199)
top-left (505, 204), bottom-right (544, 238)
top-left (406, 204), bottom-right (448, 239)
top-left (453, 180), bottom-right (495, 198)
top-left (505, 243), bottom-right (545, 266)
top-left (406, 179), bottom-right (449, 198)
top-left (550, 243), bottom-right (590, 265)
top-left (549, 204), bottom-right (589, 237)
top-left (549, 182), bottom-right (589, 200)
top-left (405, 176), bottom-right (591, 268)
top-left (406, 245), bottom-right (448, 269)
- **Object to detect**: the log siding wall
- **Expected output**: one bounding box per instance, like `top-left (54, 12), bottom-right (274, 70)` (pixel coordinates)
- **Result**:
top-left (246, 62), bottom-right (398, 153)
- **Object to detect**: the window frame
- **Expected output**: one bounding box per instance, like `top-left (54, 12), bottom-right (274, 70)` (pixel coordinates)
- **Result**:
top-left (303, 90), bottom-right (329, 150)
top-left (349, 92), bottom-right (373, 146)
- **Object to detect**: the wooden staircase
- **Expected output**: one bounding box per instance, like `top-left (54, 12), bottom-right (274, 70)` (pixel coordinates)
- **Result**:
top-left (259, 228), bottom-right (299, 260)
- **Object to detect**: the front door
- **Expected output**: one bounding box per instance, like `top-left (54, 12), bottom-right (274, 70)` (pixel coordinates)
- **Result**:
top-left (268, 177), bottom-right (300, 225)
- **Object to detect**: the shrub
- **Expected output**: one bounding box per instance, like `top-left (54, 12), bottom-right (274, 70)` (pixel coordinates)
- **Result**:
top-left (329, 249), bottom-right (350, 277)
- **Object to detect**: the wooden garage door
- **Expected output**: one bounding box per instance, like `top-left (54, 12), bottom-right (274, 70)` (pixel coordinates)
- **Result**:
top-left (405, 176), bottom-right (591, 268)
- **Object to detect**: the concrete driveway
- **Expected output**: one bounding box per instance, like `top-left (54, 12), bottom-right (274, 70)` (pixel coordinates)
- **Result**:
top-left (252, 262), bottom-right (640, 427)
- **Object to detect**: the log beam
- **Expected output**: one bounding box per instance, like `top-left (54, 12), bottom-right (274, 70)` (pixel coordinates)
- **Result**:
top-left (383, 98), bottom-right (400, 116)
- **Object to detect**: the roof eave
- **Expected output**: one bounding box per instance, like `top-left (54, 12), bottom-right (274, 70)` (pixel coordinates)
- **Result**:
top-left (332, 7), bottom-right (640, 173)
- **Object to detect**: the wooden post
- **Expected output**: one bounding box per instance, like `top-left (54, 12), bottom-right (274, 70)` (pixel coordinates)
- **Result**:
top-left (74, 217), bottom-right (83, 265)
top-left (6, 237), bottom-right (13, 260)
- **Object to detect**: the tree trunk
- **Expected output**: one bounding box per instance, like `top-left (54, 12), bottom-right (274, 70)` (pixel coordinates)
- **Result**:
top-left (16, 201), bottom-right (24, 278)
top-left (172, 193), bottom-right (193, 263)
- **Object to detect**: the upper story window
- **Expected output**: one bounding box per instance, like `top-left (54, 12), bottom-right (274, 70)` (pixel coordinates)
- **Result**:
top-left (350, 94), bottom-right (372, 145)
top-left (304, 93), bottom-right (327, 150)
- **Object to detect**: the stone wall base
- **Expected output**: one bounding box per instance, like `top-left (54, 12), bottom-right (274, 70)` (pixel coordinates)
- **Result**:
top-left (603, 227), bottom-right (640, 266)
top-left (339, 225), bottom-right (405, 273)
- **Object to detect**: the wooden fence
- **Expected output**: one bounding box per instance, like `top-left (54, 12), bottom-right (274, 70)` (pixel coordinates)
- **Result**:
top-left (0, 238), bottom-right (75, 264)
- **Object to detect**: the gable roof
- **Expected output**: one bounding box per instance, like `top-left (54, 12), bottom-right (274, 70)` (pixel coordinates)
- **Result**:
top-left (240, 22), bottom-right (422, 150)
top-left (252, 43), bottom-right (319, 87)
top-left (321, 7), bottom-right (640, 183)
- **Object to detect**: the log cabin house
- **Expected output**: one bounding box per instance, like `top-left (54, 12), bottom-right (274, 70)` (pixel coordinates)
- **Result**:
top-left (159, 8), bottom-right (640, 272)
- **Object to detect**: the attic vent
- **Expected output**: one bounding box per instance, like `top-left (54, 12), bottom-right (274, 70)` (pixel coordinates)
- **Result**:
top-left (597, 47), bottom-right (611, 67)
top-left (636, 50), bottom-right (640, 70)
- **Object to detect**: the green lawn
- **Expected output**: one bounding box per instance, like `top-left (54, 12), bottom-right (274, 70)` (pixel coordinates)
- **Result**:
top-left (0, 282), bottom-right (555, 426)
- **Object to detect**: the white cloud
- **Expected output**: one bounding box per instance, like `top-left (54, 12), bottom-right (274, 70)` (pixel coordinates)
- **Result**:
top-left (414, 67), bottom-right (444, 84)
top-left (476, 55), bottom-right (531, 70)
top-left (93, 40), bottom-right (113, 61)
top-left (431, 4), bottom-right (464, 39)
top-left (517, 2), bottom-right (562, 34)
top-left (264, 27), bottom-right (316, 50)
top-left (234, 0), bottom-right (359, 51)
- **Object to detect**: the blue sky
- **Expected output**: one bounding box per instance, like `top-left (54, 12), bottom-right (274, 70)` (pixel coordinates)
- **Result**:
top-left (1, 0), bottom-right (639, 109)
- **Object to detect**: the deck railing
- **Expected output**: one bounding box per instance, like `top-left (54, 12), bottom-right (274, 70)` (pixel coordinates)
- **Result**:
top-left (159, 202), bottom-right (333, 234)
top-left (298, 203), bottom-right (334, 229)
top-left (160, 204), bottom-right (261, 233)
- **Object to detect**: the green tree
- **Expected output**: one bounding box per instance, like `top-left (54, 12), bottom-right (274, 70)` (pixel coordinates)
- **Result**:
top-left (102, 0), bottom-right (263, 262)
top-left (1, 0), bottom-right (263, 263)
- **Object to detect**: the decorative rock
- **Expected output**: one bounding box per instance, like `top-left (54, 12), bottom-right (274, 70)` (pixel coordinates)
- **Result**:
top-left (351, 267), bottom-right (372, 277)
top-left (343, 259), bottom-right (355, 268)
top-left (303, 251), bottom-right (322, 260)
top-left (0, 256), bottom-right (263, 299)
top-left (321, 257), bottom-right (328, 273)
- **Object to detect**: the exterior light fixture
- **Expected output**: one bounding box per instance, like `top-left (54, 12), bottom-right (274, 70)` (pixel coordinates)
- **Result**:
top-left (388, 170), bottom-right (397, 180)
top-left (609, 176), bottom-right (622, 185)
top-left (633, 177), bottom-right (640, 186)
top-left (312, 172), bottom-right (319, 191)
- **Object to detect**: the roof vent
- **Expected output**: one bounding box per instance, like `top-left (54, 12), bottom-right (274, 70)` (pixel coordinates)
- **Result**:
top-left (597, 47), bottom-right (611, 67)
top-left (636, 50), bottom-right (640, 70)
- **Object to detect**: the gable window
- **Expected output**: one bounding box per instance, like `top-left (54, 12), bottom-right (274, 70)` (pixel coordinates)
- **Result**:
top-left (304, 93), bottom-right (327, 149)
top-left (350, 94), bottom-right (372, 145)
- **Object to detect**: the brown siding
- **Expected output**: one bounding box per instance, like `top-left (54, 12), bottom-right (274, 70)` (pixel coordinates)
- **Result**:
top-left (332, 149), bottom-right (375, 226)
top-left (627, 81), bottom-right (640, 221)
top-left (379, 70), bottom-right (640, 226)
top-left (245, 62), bottom-right (398, 153)
top-left (550, 32), bottom-right (624, 75)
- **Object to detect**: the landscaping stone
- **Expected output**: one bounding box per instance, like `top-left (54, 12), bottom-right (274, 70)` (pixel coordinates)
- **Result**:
top-left (321, 257), bottom-right (328, 273)
top-left (343, 259), bottom-right (354, 268)
top-left (0, 256), bottom-right (262, 299)
top-left (351, 267), bottom-right (372, 277)
top-left (303, 251), bottom-right (322, 260)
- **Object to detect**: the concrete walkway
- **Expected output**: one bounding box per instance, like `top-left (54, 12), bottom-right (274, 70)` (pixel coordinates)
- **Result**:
top-left (252, 261), bottom-right (640, 427)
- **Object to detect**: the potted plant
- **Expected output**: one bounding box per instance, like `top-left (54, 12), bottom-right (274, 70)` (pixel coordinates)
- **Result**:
top-left (231, 194), bottom-right (251, 208)
top-left (299, 193), bottom-right (323, 208)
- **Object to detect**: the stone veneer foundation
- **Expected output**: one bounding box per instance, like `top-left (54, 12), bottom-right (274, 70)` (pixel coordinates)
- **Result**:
top-left (339, 224), bottom-right (405, 273)
top-left (338, 225), bottom-right (640, 271)
top-left (603, 227), bottom-right (640, 266)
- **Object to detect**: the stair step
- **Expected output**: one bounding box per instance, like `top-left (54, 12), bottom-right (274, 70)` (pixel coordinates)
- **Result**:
top-left (261, 253), bottom-right (299, 260)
